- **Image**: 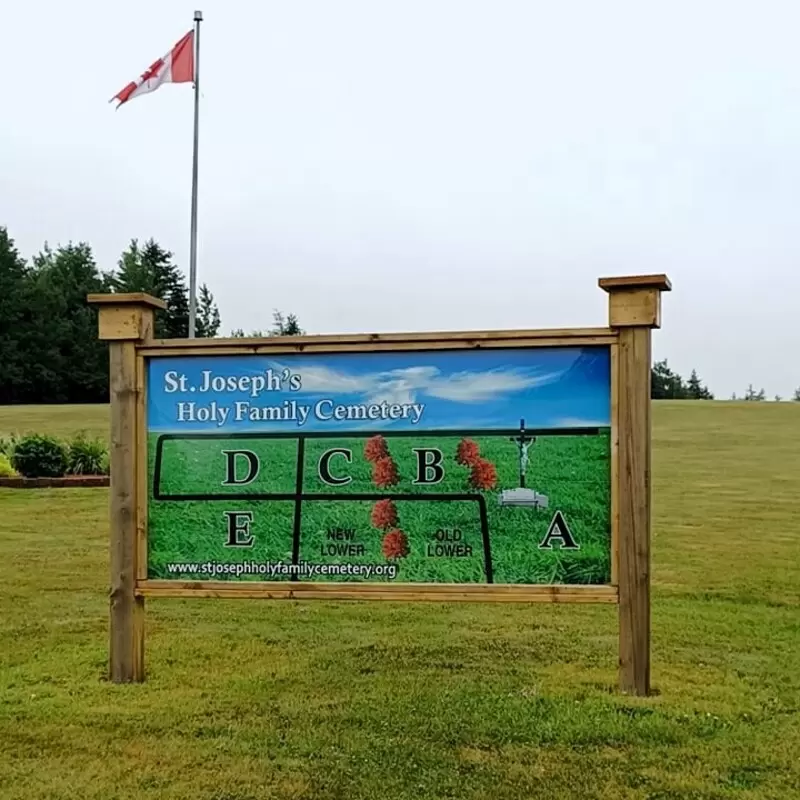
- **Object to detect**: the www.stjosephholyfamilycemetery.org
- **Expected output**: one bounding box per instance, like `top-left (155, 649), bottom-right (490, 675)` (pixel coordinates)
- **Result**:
top-left (161, 368), bottom-right (426, 428)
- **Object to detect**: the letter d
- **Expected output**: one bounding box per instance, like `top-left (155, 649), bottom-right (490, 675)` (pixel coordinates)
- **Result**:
top-left (222, 450), bottom-right (260, 486)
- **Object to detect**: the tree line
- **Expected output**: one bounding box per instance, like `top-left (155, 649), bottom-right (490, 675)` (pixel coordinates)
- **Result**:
top-left (654, 359), bottom-right (800, 402)
top-left (2, 225), bottom-right (798, 405)
top-left (0, 227), bottom-right (302, 405)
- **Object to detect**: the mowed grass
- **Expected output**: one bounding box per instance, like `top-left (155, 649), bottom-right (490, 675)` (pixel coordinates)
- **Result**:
top-left (1, 401), bottom-right (799, 799)
top-left (150, 432), bottom-right (610, 584)
top-left (0, 403), bottom-right (109, 441)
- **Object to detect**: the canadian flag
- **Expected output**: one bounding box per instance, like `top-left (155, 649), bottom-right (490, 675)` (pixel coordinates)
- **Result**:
top-left (111, 30), bottom-right (194, 108)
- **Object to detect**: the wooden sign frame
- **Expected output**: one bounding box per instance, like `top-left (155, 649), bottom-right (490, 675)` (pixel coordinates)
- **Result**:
top-left (89, 274), bottom-right (670, 696)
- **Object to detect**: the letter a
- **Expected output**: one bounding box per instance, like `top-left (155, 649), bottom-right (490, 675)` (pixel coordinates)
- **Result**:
top-left (538, 510), bottom-right (579, 550)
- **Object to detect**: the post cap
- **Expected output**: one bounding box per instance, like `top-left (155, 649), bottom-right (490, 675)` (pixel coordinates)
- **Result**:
top-left (598, 274), bottom-right (672, 293)
top-left (87, 292), bottom-right (167, 310)
top-left (87, 293), bottom-right (165, 341)
top-left (598, 274), bottom-right (671, 329)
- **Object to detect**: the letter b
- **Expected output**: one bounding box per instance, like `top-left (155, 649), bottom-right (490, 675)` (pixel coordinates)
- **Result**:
top-left (413, 448), bottom-right (444, 484)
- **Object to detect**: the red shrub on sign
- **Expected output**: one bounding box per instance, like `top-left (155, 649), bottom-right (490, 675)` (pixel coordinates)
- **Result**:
top-left (469, 457), bottom-right (497, 490)
top-left (455, 438), bottom-right (480, 467)
top-left (382, 528), bottom-right (409, 559)
top-left (364, 435), bottom-right (389, 463)
top-left (372, 456), bottom-right (399, 488)
top-left (371, 498), bottom-right (398, 530)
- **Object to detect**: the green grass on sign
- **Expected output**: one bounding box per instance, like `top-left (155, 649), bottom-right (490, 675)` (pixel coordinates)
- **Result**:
top-left (147, 431), bottom-right (611, 584)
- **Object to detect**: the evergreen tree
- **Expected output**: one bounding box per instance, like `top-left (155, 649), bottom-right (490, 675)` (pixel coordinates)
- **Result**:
top-left (230, 311), bottom-right (303, 338)
top-left (30, 242), bottom-right (107, 403)
top-left (744, 384), bottom-right (766, 401)
top-left (651, 359), bottom-right (686, 399)
top-left (794, 387), bottom-right (800, 402)
top-left (686, 368), bottom-right (714, 400)
top-left (196, 283), bottom-right (221, 338)
top-left (270, 310), bottom-right (304, 336)
top-left (0, 228), bottom-right (33, 403)
top-left (230, 328), bottom-right (266, 338)
top-left (106, 238), bottom-right (204, 339)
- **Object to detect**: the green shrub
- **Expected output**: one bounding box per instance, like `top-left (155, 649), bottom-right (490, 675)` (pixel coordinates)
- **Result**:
top-left (10, 434), bottom-right (69, 478)
top-left (68, 432), bottom-right (109, 476)
top-left (0, 433), bottom-right (19, 457)
top-left (0, 453), bottom-right (17, 477)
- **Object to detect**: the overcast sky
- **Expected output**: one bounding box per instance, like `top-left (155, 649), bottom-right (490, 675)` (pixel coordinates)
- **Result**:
top-left (1, 1), bottom-right (798, 398)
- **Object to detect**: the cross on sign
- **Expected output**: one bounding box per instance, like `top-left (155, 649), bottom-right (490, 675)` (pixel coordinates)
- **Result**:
top-left (510, 417), bottom-right (536, 488)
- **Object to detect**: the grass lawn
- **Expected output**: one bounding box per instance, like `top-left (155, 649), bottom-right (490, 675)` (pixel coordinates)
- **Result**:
top-left (1, 401), bottom-right (799, 799)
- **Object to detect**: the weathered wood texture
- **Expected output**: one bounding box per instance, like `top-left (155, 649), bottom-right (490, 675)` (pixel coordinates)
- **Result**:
top-left (143, 325), bottom-right (615, 350)
top-left (138, 330), bottom-right (618, 358)
top-left (108, 341), bottom-right (144, 682)
top-left (137, 581), bottom-right (619, 603)
top-left (135, 355), bottom-right (148, 584)
top-left (601, 276), bottom-right (670, 697)
top-left (616, 326), bottom-right (652, 695)
top-left (89, 293), bottom-right (161, 684)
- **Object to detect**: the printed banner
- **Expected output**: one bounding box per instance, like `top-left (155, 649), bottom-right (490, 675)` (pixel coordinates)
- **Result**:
top-left (146, 346), bottom-right (612, 585)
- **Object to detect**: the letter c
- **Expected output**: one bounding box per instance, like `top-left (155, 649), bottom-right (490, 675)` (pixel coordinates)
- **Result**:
top-left (318, 448), bottom-right (352, 486)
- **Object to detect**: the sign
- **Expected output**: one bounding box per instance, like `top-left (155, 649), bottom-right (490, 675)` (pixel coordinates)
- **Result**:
top-left (146, 346), bottom-right (612, 586)
top-left (89, 273), bottom-right (671, 695)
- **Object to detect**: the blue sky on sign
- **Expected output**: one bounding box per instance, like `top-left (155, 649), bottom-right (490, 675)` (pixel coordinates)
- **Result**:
top-left (147, 346), bottom-right (610, 433)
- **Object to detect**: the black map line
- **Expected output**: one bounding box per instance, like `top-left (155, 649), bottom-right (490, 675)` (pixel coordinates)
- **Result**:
top-left (155, 426), bottom-right (603, 442)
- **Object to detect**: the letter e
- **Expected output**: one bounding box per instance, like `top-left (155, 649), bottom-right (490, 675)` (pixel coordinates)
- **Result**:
top-left (224, 511), bottom-right (255, 547)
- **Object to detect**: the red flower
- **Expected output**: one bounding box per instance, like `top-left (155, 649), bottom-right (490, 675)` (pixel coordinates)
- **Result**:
top-left (382, 529), bottom-right (409, 559)
top-left (364, 435), bottom-right (389, 463)
top-left (371, 498), bottom-right (398, 530)
top-left (373, 456), bottom-right (399, 488)
top-left (456, 438), bottom-right (480, 467)
top-left (469, 457), bottom-right (497, 490)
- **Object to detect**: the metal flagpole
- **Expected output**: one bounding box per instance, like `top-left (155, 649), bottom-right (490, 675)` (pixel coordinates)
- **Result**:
top-left (188, 9), bottom-right (203, 338)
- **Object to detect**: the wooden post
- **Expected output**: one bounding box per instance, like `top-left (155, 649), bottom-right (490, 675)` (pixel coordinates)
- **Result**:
top-left (599, 274), bottom-right (671, 697)
top-left (88, 292), bottom-right (166, 683)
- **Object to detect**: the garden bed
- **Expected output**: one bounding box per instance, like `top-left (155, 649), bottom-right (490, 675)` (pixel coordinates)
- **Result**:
top-left (1, 431), bottom-right (109, 487)
top-left (0, 475), bottom-right (109, 489)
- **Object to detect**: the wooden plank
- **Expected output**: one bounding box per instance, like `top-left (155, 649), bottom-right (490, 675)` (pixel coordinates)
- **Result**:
top-left (109, 341), bottom-right (144, 682)
top-left (133, 354), bottom-right (147, 682)
top-left (610, 341), bottom-right (620, 587)
top-left (598, 274), bottom-right (672, 292)
top-left (138, 334), bottom-right (618, 359)
top-left (135, 354), bottom-right (148, 583)
top-left (607, 290), bottom-right (662, 328)
top-left (616, 326), bottom-right (651, 695)
top-left (140, 325), bottom-right (617, 351)
top-left (88, 292), bottom-right (167, 309)
top-left (135, 581), bottom-right (618, 603)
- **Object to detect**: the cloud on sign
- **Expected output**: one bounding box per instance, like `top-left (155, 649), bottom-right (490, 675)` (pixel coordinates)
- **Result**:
top-left (268, 358), bottom-right (565, 407)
